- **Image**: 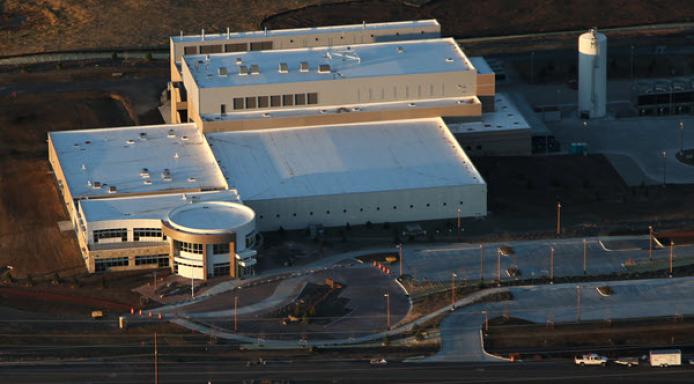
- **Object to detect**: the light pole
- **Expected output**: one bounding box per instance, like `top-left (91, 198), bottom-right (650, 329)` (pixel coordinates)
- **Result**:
top-left (479, 244), bottom-right (484, 283)
top-left (662, 151), bottom-right (667, 186)
top-left (496, 248), bottom-right (501, 286)
top-left (384, 292), bottom-right (391, 330)
top-left (191, 274), bottom-right (195, 299)
top-left (669, 240), bottom-right (674, 277)
top-left (451, 273), bottom-right (457, 309)
top-left (583, 239), bottom-right (587, 275)
top-left (398, 244), bottom-right (404, 277)
top-left (648, 225), bottom-right (654, 261)
top-left (456, 208), bottom-right (462, 241)
top-left (679, 121), bottom-right (685, 154)
top-left (482, 310), bottom-right (488, 332)
top-left (555, 201), bottom-right (562, 236)
top-left (576, 285), bottom-right (582, 323)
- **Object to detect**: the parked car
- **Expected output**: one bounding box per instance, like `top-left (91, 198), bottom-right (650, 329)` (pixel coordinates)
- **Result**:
top-left (575, 353), bottom-right (607, 366)
top-left (370, 358), bottom-right (388, 366)
top-left (614, 357), bottom-right (639, 367)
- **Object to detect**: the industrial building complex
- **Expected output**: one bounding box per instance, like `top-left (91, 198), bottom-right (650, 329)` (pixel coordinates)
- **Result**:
top-left (47, 20), bottom-right (517, 280)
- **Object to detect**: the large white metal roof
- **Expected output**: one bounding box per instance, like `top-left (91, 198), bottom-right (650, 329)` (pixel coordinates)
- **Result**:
top-left (50, 123), bottom-right (227, 198)
top-left (79, 190), bottom-right (242, 223)
top-left (206, 118), bottom-right (484, 201)
top-left (183, 38), bottom-right (472, 88)
top-left (171, 20), bottom-right (440, 43)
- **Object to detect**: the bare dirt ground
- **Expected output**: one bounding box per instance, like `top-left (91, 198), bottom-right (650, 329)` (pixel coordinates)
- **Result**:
top-left (263, 0), bottom-right (694, 39)
top-left (0, 0), bottom-right (349, 56)
top-left (2, 1), bottom-right (694, 57)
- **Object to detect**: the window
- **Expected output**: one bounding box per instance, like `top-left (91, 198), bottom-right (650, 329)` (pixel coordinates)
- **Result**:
top-left (282, 94), bottom-right (294, 106)
top-left (93, 228), bottom-right (127, 243)
top-left (183, 46), bottom-right (198, 55)
top-left (225, 43), bottom-right (247, 52)
top-left (245, 232), bottom-right (256, 248)
top-left (459, 201), bottom-right (463, 205)
top-left (245, 97), bottom-right (257, 109)
top-left (95, 257), bottom-right (129, 272)
top-left (295, 94), bottom-right (306, 105)
top-left (307, 93), bottom-right (318, 105)
top-left (250, 41), bottom-right (272, 51)
top-left (233, 97), bottom-right (244, 110)
top-left (393, 206), bottom-right (397, 210)
top-left (133, 228), bottom-right (162, 242)
top-left (212, 243), bottom-right (230, 254)
top-left (410, 205), bottom-right (414, 208)
top-left (443, 202), bottom-right (447, 206)
top-left (200, 44), bottom-right (222, 54)
top-left (135, 255), bottom-right (169, 267)
top-left (257, 96), bottom-right (269, 108)
top-left (220, 104), bottom-right (226, 115)
top-left (326, 210), bottom-right (331, 215)
top-left (177, 241), bottom-right (203, 254)
top-left (213, 263), bottom-right (230, 276)
top-left (270, 95), bottom-right (281, 107)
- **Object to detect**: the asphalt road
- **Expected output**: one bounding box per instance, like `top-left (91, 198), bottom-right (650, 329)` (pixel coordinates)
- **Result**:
top-left (3, 360), bottom-right (694, 383)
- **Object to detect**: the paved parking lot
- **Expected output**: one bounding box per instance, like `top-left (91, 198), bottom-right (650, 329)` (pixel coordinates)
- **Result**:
top-left (403, 235), bottom-right (687, 283)
top-left (428, 277), bottom-right (694, 362)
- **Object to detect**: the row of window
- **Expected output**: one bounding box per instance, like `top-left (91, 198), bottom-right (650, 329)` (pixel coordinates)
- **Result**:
top-left (95, 257), bottom-right (129, 272)
top-left (183, 41), bottom-right (273, 56)
top-left (93, 228), bottom-right (127, 243)
top-left (227, 92), bottom-right (318, 113)
top-left (258, 201), bottom-right (464, 220)
top-left (135, 255), bottom-right (170, 267)
top-left (213, 262), bottom-right (231, 276)
top-left (133, 228), bottom-right (164, 241)
top-left (177, 241), bottom-right (204, 254)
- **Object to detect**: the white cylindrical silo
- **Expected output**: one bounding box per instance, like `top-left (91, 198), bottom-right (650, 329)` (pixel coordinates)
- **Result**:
top-left (578, 28), bottom-right (607, 118)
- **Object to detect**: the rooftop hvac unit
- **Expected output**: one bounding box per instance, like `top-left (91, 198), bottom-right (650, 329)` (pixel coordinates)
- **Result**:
top-left (300, 61), bottom-right (309, 72)
top-left (108, 185), bottom-right (117, 194)
top-left (235, 57), bottom-right (243, 65)
top-left (139, 132), bottom-right (147, 139)
top-left (238, 65), bottom-right (248, 76)
top-left (167, 129), bottom-right (176, 138)
top-left (140, 168), bottom-right (150, 178)
top-left (92, 181), bottom-right (102, 189)
top-left (278, 62), bottom-right (288, 73)
top-left (318, 64), bottom-right (331, 74)
top-left (218, 66), bottom-right (228, 76)
top-left (250, 64), bottom-right (260, 75)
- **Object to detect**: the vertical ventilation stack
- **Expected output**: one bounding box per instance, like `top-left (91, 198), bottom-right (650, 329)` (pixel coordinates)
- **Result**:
top-left (578, 28), bottom-right (607, 119)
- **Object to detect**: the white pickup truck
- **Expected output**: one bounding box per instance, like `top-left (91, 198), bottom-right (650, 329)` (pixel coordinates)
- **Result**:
top-left (575, 353), bottom-right (608, 366)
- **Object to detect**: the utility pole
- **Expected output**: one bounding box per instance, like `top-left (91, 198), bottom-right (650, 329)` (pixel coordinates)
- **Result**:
top-left (479, 244), bottom-right (484, 283)
top-left (680, 121), bottom-right (685, 154)
top-left (451, 273), bottom-right (457, 309)
top-left (154, 332), bottom-right (159, 384)
top-left (384, 292), bottom-right (391, 330)
top-left (456, 208), bottom-right (462, 241)
top-left (669, 240), bottom-right (674, 277)
top-left (582, 239), bottom-right (587, 275)
top-left (576, 285), bottom-right (581, 323)
top-left (234, 296), bottom-right (239, 332)
top-left (191, 274), bottom-right (195, 299)
top-left (649, 225), bottom-right (654, 261)
top-left (555, 201), bottom-right (562, 236)
top-left (551, 248), bottom-right (556, 283)
top-left (398, 244), bottom-right (404, 277)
